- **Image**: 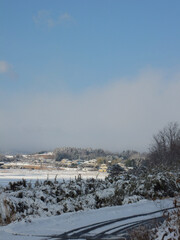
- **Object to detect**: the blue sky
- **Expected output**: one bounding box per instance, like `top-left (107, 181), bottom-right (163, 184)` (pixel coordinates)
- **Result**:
top-left (1, 0), bottom-right (180, 152)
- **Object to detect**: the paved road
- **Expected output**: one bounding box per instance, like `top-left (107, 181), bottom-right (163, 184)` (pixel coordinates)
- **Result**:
top-left (40, 206), bottom-right (174, 240)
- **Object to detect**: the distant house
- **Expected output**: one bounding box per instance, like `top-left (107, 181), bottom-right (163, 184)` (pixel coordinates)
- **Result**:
top-left (5, 155), bottom-right (13, 159)
top-left (60, 159), bottom-right (71, 166)
top-left (88, 159), bottom-right (97, 164)
top-left (77, 159), bottom-right (84, 165)
top-left (32, 153), bottom-right (55, 160)
top-left (99, 164), bottom-right (108, 172)
top-left (0, 162), bottom-right (4, 168)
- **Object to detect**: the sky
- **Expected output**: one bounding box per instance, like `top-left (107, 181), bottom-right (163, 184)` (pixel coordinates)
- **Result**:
top-left (0, 0), bottom-right (180, 153)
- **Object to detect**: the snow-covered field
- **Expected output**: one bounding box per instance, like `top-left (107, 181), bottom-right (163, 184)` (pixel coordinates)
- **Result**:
top-left (0, 198), bottom-right (175, 240)
top-left (0, 168), bottom-right (108, 187)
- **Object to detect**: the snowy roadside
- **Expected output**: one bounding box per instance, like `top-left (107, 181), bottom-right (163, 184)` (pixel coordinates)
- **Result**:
top-left (1, 169), bottom-right (180, 239)
top-left (0, 198), bottom-right (175, 240)
top-left (1, 169), bottom-right (180, 225)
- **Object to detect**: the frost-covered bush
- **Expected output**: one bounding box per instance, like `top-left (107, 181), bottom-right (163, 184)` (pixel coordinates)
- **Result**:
top-left (111, 170), bottom-right (180, 199)
top-left (108, 164), bottom-right (125, 178)
top-left (0, 194), bottom-right (16, 225)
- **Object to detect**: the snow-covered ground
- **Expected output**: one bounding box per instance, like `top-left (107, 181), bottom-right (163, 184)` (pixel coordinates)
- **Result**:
top-left (0, 198), bottom-right (175, 240)
top-left (1, 169), bottom-right (180, 239)
top-left (0, 168), bottom-right (108, 187)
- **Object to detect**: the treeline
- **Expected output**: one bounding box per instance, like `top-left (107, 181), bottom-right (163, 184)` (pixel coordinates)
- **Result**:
top-left (54, 147), bottom-right (118, 161)
top-left (53, 147), bottom-right (143, 162)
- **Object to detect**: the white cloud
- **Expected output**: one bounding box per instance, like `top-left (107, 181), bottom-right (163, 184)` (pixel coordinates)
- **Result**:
top-left (0, 60), bottom-right (18, 79)
top-left (58, 13), bottom-right (72, 23)
top-left (0, 68), bottom-right (180, 153)
top-left (0, 61), bottom-right (11, 73)
top-left (33, 10), bottom-right (73, 28)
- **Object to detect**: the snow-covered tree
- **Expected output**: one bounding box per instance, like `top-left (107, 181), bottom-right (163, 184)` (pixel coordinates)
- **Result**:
top-left (109, 164), bottom-right (124, 177)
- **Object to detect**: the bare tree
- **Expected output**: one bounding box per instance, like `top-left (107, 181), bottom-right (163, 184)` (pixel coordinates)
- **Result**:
top-left (148, 122), bottom-right (180, 167)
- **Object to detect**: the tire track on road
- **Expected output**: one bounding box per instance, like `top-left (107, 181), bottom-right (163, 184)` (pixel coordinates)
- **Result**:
top-left (45, 206), bottom-right (174, 239)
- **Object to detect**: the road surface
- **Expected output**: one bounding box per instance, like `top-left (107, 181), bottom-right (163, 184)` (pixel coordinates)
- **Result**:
top-left (42, 207), bottom-right (173, 240)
